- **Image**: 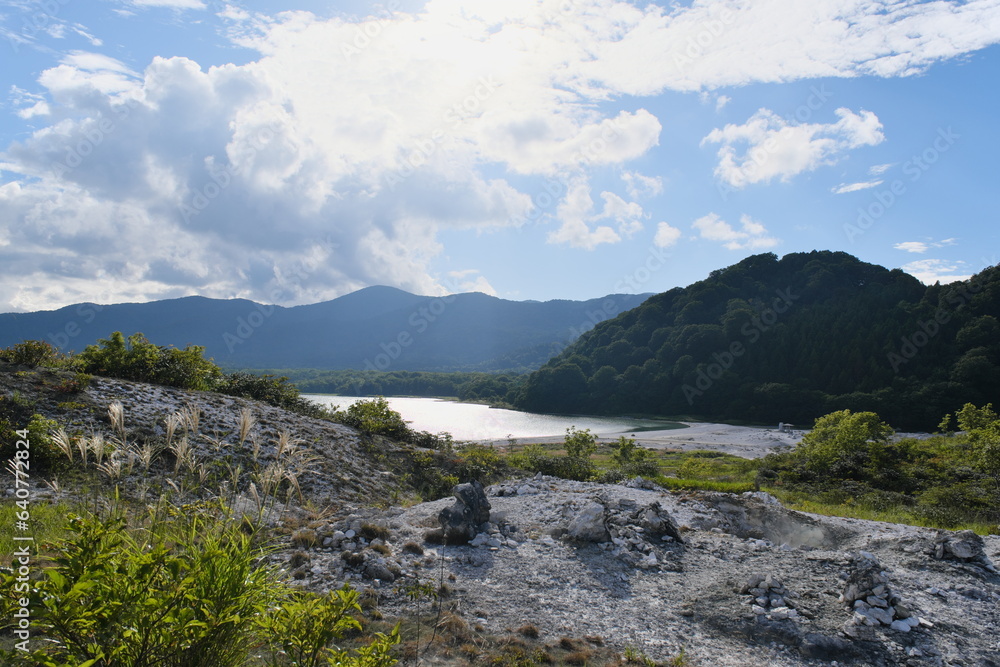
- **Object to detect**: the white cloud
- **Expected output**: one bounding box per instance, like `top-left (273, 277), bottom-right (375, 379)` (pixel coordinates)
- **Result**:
top-left (894, 238), bottom-right (959, 253)
top-left (715, 95), bottom-right (731, 112)
top-left (446, 269), bottom-right (497, 296)
top-left (621, 170), bottom-right (663, 199)
top-left (132, 0), bottom-right (207, 9)
top-left (654, 222), bottom-right (682, 248)
top-left (545, 178), bottom-right (650, 249)
top-left (703, 107), bottom-right (885, 188)
top-left (832, 180), bottom-right (883, 194)
top-left (869, 163), bottom-right (894, 176)
top-left (692, 213), bottom-right (779, 251)
top-left (895, 241), bottom-right (930, 253)
top-left (901, 259), bottom-right (971, 285)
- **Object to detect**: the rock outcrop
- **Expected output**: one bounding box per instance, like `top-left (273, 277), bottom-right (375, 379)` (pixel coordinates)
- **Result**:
top-left (437, 480), bottom-right (491, 544)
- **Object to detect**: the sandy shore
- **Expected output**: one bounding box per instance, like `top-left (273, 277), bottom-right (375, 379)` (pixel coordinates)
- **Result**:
top-left (512, 421), bottom-right (805, 459)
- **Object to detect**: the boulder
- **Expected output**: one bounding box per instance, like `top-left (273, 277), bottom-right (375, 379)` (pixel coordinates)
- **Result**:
top-left (567, 501), bottom-right (609, 542)
top-left (933, 530), bottom-right (997, 571)
top-left (438, 480), bottom-right (492, 544)
top-left (633, 502), bottom-right (684, 544)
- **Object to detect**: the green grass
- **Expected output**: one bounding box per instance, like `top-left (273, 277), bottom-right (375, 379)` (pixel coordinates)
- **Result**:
top-left (766, 488), bottom-right (997, 535)
top-left (0, 499), bottom-right (79, 566)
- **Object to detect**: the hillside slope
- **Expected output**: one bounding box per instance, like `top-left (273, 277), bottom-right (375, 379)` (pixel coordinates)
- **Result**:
top-left (515, 251), bottom-right (1000, 431)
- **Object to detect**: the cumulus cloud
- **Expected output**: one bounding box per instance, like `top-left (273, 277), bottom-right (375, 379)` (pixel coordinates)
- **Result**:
top-left (901, 259), bottom-right (971, 284)
top-left (692, 213), bottom-right (779, 250)
top-left (622, 171), bottom-right (663, 199)
top-left (654, 222), bottom-right (682, 248)
top-left (2, 0), bottom-right (1000, 310)
top-left (547, 179), bottom-right (646, 250)
top-left (894, 238), bottom-right (958, 253)
top-left (447, 269), bottom-right (498, 296)
top-left (703, 107), bottom-right (885, 188)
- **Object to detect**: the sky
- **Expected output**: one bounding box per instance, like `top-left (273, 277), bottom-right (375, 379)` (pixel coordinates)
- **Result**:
top-left (1, 0), bottom-right (999, 313)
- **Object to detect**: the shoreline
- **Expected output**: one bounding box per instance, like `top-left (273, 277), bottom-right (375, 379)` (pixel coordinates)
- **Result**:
top-left (501, 421), bottom-right (805, 459)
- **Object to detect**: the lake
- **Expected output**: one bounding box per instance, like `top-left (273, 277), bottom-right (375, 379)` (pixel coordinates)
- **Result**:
top-left (302, 395), bottom-right (683, 442)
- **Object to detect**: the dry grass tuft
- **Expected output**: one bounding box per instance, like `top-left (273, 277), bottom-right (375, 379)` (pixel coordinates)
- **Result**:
top-left (517, 623), bottom-right (540, 639)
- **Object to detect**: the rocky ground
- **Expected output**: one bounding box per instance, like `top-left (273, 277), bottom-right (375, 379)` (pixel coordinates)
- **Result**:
top-left (288, 477), bottom-right (1000, 667)
top-left (4, 365), bottom-right (999, 666)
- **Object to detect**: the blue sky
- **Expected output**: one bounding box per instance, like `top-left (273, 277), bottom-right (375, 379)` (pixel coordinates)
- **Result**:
top-left (1, 0), bottom-right (999, 312)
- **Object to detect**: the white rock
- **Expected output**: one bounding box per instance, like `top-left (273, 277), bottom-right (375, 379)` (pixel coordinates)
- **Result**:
top-left (769, 607), bottom-right (797, 620)
top-left (567, 502), bottom-right (609, 542)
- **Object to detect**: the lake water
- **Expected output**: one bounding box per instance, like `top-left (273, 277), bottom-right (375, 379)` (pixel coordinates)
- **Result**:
top-left (303, 395), bottom-right (683, 442)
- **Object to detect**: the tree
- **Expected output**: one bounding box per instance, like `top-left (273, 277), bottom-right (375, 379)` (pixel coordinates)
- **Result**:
top-left (563, 426), bottom-right (597, 460)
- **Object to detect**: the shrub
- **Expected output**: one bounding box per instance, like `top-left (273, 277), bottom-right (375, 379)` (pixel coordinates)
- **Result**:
top-left (610, 435), bottom-right (649, 466)
top-left (563, 426), bottom-right (597, 459)
top-left (455, 443), bottom-right (511, 483)
top-left (221, 371), bottom-right (302, 409)
top-left (260, 585), bottom-right (399, 667)
top-left (510, 446), bottom-right (597, 482)
top-left (334, 397), bottom-right (411, 440)
top-left (0, 340), bottom-right (64, 367)
top-left (1, 503), bottom-right (277, 666)
top-left (795, 409), bottom-right (893, 479)
top-left (0, 502), bottom-right (399, 667)
top-left (76, 331), bottom-right (222, 390)
top-left (0, 413), bottom-right (65, 473)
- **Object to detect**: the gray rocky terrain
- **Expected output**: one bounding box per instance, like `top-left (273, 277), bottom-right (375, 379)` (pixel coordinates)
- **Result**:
top-left (289, 477), bottom-right (1000, 667)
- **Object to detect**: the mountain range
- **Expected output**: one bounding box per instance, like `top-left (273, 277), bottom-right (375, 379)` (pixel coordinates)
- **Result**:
top-left (0, 287), bottom-right (652, 372)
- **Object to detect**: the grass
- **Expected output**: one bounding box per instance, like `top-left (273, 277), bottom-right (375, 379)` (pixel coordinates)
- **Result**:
top-left (767, 488), bottom-right (998, 535)
top-left (0, 499), bottom-right (79, 566)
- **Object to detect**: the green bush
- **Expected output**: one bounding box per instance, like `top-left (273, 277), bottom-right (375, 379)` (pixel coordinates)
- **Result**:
top-left (76, 332), bottom-right (222, 391)
top-left (795, 409), bottom-right (893, 480)
top-left (0, 501), bottom-right (398, 666)
top-left (454, 443), bottom-right (511, 484)
top-left (221, 372), bottom-right (305, 410)
top-left (610, 435), bottom-right (650, 466)
top-left (0, 340), bottom-right (64, 367)
top-left (563, 426), bottom-right (597, 459)
top-left (2, 502), bottom-right (277, 666)
top-left (334, 398), bottom-right (411, 441)
top-left (509, 444), bottom-right (597, 481)
top-left (0, 413), bottom-right (64, 473)
top-left (260, 585), bottom-right (399, 667)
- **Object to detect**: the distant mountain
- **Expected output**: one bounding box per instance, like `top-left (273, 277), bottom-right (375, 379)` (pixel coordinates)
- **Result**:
top-left (0, 288), bottom-right (653, 372)
top-left (514, 251), bottom-right (1000, 430)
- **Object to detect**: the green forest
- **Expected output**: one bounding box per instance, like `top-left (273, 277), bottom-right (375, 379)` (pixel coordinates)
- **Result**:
top-left (514, 251), bottom-right (1000, 431)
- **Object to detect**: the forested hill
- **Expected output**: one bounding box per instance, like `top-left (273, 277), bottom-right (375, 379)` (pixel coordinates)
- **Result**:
top-left (514, 251), bottom-right (1000, 431)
